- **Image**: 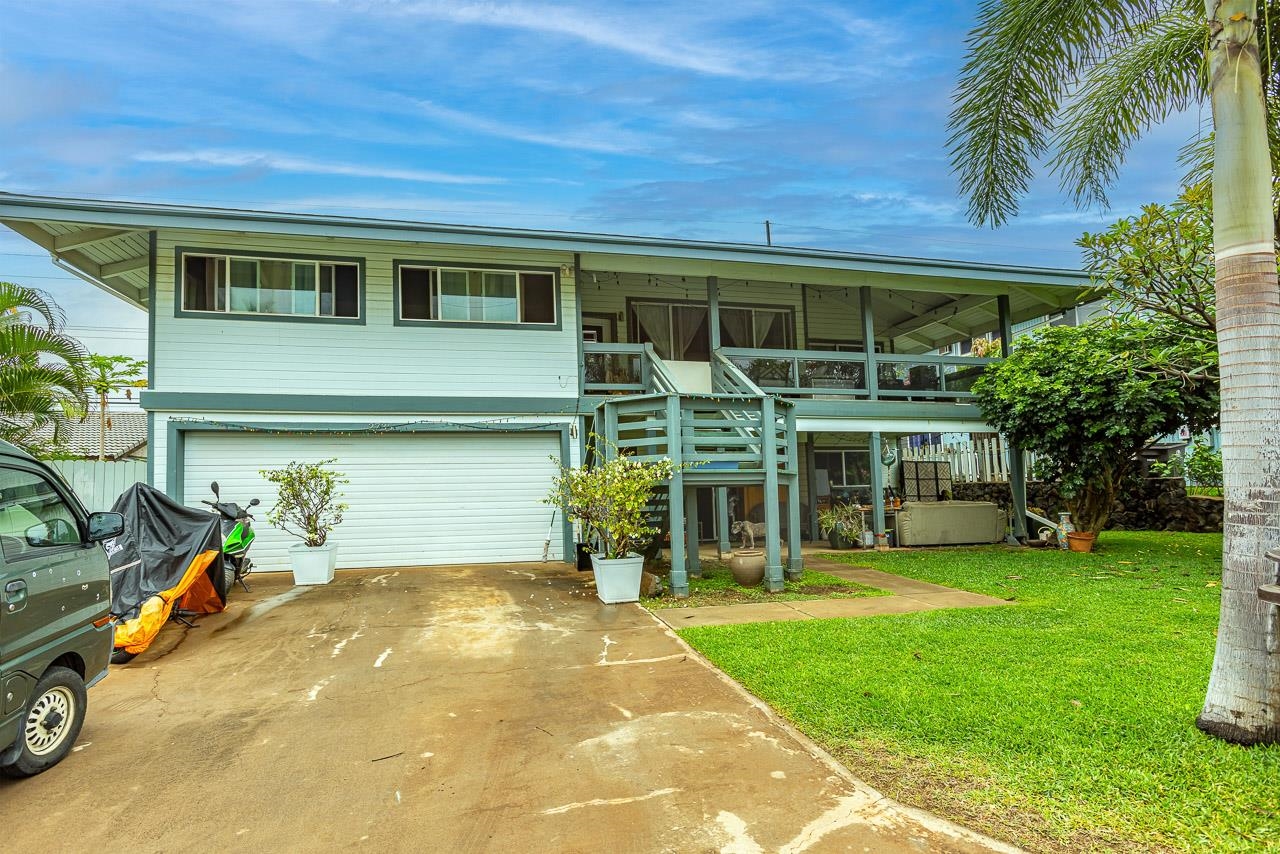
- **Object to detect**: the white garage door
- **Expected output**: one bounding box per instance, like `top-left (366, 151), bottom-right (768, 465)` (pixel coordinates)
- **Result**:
top-left (183, 431), bottom-right (562, 571)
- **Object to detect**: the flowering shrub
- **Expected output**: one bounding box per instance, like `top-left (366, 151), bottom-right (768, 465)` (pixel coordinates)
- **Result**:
top-left (546, 441), bottom-right (675, 560)
top-left (260, 458), bottom-right (348, 547)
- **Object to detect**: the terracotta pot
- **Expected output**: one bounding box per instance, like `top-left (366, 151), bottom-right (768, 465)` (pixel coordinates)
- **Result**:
top-left (729, 549), bottom-right (766, 587)
top-left (1066, 531), bottom-right (1097, 553)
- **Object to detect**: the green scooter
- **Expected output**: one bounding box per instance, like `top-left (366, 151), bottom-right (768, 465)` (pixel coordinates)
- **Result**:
top-left (201, 482), bottom-right (260, 595)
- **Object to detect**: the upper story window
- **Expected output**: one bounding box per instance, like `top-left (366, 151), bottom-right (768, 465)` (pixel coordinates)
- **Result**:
top-left (398, 265), bottom-right (557, 326)
top-left (181, 252), bottom-right (360, 319)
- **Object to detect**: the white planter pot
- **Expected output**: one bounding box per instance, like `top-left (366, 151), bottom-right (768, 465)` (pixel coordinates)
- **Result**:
top-left (589, 553), bottom-right (644, 604)
top-left (290, 542), bottom-right (337, 585)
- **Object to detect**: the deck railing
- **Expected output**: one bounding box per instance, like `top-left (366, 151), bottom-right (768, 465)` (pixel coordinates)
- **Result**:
top-left (582, 342), bottom-right (647, 394)
top-left (586, 343), bottom-right (996, 401)
top-left (720, 347), bottom-right (994, 400)
top-left (721, 347), bottom-right (868, 397)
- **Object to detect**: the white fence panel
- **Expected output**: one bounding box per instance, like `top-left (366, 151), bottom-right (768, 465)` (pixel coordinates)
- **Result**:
top-left (47, 459), bottom-right (147, 512)
top-left (902, 438), bottom-right (1034, 484)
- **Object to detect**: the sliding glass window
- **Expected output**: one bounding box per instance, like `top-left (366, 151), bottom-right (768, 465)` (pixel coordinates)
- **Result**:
top-left (397, 265), bottom-right (557, 326)
top-left (182, 252), bottom-right (359, 319)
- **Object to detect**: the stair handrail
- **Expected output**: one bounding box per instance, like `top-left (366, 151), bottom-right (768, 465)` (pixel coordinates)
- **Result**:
top-left (712, 350), bottom-right (766, 397)
top-left (643, 343), bottom-right (682, 394)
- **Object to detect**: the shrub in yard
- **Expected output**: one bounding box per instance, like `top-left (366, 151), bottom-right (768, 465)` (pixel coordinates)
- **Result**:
top-left (546, 438), bottom-right (675, 559)
top-left (260, 459), bottom-right (348, 547)
top-left (973, 322), bottom-right (1218, 534)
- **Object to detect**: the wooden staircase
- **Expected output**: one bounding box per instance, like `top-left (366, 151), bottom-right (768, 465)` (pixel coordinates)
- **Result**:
top-left (596, 347), bottom-right (802, 596)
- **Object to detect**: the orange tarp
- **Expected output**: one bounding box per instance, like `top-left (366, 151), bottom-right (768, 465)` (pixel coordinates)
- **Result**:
top-left (114, 549), bottom-right (222, 654)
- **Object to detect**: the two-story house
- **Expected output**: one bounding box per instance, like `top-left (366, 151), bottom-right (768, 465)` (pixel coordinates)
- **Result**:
top-left (0, 193), bottom-right (1087, 595)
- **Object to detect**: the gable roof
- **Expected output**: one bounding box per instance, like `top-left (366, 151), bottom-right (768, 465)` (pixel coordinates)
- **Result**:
top-left (37, 411), bottom-right (148, 460)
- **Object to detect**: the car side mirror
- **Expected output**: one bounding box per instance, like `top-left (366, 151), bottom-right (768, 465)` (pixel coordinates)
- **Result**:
top-left (87, 511), bottom-right (125, 543)
top-left (25, 518), bottom-right (81, 548)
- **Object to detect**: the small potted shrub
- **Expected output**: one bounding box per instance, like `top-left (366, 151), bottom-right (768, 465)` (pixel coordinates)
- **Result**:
top-left (546, 442), bottom-right (675, 604)
top-left (819, 504), bottom-right (865, 550)
top-left (261, 459), bottom-right (348, 585)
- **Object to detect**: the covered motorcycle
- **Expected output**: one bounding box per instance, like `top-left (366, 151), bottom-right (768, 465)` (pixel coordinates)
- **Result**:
top-left (105, 483), bottom-right (226, 661)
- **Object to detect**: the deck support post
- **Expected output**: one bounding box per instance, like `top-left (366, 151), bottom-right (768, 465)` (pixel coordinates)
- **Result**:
top-left (805, 433), bottom-right (818, 541)
top-left (666, 395), bottom-right (688, 597)
top-left (996, 296), bottom-right (1028, 541)
top-left (860, 286), bottom-right (879, 400)
top-left (707, 275), bottom-right (721, 352)
top-left (761, 396), bottom-right (785, 591)
top-left (686, 485), bottom-right (701, 577)
top-left (784, 406), bottom-right (803, 578)
top-left (716, 487), bottom-right (731, 558)
top-left (869, 431), bottom-right (888, 549)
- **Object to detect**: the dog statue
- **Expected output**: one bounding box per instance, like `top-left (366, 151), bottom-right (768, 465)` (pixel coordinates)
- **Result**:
top-left (730, 520), bottom-right (768, 550)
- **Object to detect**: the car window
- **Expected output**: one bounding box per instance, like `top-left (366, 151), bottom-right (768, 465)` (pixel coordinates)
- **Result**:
top-left (0, 467), bottom-right (81, 560)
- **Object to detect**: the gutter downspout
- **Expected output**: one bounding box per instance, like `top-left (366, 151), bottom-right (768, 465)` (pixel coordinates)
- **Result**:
top-left (50, 255), bottom-right (146, 311)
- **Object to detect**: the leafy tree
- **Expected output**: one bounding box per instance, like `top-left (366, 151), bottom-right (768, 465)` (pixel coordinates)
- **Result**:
top-left (86, 354), bottom-right (147, 461)
top-left (0, 282), bottom-right (88, 452)
top-left (973, 322), bottom-right (1219, 533)
top-left (1078, 184), bottom-right (1218, 349)
top-left (950, 1), bottom-right (1280, 744)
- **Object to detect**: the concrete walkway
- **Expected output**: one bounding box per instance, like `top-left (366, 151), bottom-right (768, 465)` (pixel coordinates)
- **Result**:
top-left (654, 556), bottom-right (1010, 629)
top-left (0, 563), bottom-right (1017, 853)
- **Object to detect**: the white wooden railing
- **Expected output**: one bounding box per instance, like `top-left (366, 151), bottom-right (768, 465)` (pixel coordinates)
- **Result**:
top-left (900, 438), bottom-right (1036, 483)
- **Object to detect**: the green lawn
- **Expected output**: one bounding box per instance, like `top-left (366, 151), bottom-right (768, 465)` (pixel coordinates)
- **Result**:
top-left (644, 562), bottom-right (885, 609)
top-left (679, 532), bottom-right (1280, 853)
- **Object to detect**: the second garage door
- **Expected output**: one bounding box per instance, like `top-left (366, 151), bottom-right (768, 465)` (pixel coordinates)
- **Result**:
top-left (182, 431), bottom-right (563, 571)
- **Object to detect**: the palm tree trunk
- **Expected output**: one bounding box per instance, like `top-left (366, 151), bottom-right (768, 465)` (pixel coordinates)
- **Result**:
top-left (1197, 0), bottom-right (1280, 745)
top-left (98, 390), bottom-right (107, 462)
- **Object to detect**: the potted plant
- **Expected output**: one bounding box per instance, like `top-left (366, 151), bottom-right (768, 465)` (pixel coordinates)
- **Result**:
top-left (546, 442), bottom-right (675, 604)
top-left (260, 459), bottom-right (348, 585)
top-left (818, 503), bottom-right (865, 550)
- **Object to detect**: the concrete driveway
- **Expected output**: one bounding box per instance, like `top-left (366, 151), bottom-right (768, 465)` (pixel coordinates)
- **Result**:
top-left (0, 564), bottom-right (1014, 853)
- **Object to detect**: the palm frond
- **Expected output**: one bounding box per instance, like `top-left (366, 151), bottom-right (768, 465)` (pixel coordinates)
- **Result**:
top-left (0, 325), bottom-right (88, 373)
top-left (0, 282), bottom-right (67, 331)
top-left (948, 0), bottom-right (1160, 227)
top-left (1050, 10), bottom-right (1205, 209)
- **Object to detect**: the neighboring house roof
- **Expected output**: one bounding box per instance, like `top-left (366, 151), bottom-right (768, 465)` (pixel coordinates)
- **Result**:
top-left (0, 193), bottom-right (1090, 324)
top-left (36, 411), bottom-right (148, 460)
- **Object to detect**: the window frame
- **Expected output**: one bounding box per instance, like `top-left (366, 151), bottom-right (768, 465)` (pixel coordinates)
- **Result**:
top-left (175, 246), bottom-right (365, 325)
top-left (0, 463), bottom-right (88, 563)
top-left (814, 448), bottom-right (872, 491)
top-left (392, 260), bottom-right (562, 330)
top-left (625, 297), bottom-right (797, 356)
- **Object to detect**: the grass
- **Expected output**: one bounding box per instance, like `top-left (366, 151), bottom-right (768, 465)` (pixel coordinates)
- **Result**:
top-left (679, 532), bottom-right (1280, 853)
top-left (642, 561), bottom-right (886, 610)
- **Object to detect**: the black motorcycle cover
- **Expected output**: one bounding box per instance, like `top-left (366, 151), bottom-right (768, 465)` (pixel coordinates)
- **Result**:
top-left (105, 483), bottom-right (226, 653)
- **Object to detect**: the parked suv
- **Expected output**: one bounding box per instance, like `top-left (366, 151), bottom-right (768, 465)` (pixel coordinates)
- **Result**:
top-left (0, 441), bottom-right (122, 777)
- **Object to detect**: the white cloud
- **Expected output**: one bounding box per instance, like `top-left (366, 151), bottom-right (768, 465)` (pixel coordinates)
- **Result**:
top-left (132, 150), bottom-right (504, 185)
top-left (414, 100), bottom-right (655, 154)
top-left (381, 1), bottom-right (828, 81)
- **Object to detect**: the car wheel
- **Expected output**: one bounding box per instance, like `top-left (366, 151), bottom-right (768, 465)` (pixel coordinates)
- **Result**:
top-left (110, 648), bottom-right (137, 665)
top-left (0, 666), bottom-right (87, 778)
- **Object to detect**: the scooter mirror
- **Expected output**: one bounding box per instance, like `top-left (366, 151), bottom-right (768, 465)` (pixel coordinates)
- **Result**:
top-left (210, 481), bottom-right (220, 497)
top-left (250, 498), bottom-right (261, 506)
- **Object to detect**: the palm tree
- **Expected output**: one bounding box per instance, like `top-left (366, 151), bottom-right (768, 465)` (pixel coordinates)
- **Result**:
top-left (86, 354), bottom-right (147, 461)
top-left (950, 1), bottom-right (1280, 744)
top-left (0, 282), bottom-right (89, 452)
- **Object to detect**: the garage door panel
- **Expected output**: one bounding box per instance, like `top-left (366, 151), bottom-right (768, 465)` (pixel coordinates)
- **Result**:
top-left (183, 432), bottom-right (562, 571)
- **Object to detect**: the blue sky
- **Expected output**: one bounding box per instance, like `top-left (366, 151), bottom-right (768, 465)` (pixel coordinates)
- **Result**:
top-left (0, 0), bottom-right (1201, 345)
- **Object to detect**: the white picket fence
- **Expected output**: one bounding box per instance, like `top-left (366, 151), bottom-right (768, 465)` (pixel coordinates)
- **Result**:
top-left (901, 438), bottom-right (1035, 483)
top-left (48, 459), bottom-right (147, 512)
